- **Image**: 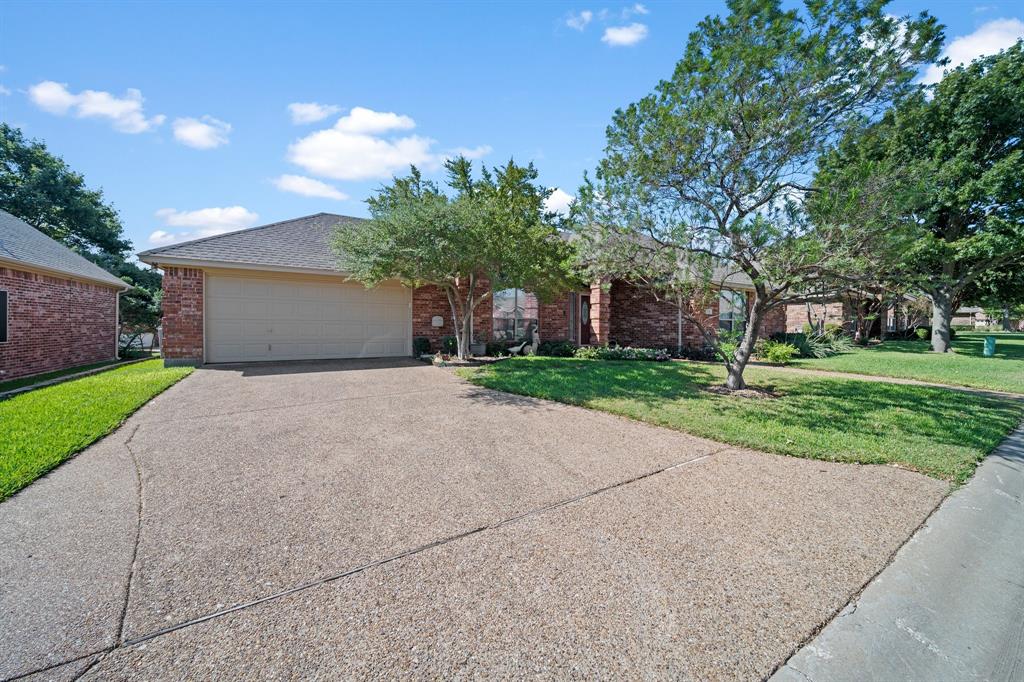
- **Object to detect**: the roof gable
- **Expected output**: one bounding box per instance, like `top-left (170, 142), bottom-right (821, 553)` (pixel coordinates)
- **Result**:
top-left (137, 213), bottom-right (361, 273)
top-left (0, 209), bottom-right (129, 288)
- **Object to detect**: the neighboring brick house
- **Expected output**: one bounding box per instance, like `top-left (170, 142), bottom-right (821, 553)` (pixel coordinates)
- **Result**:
top-left (138, 213), bottom-right (784, 366)
top-left (0, 209), bottom-right (129, 382)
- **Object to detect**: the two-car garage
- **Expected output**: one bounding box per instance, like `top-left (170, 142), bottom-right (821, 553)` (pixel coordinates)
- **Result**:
top-left (204, 273), bottom-right (411, 363)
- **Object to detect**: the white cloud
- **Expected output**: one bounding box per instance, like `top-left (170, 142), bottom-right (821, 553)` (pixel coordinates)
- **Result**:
top-left (0, 85), bottom-right (10, 96)
top-left (602, 23), bottom-right (648, 47)
top-left (333, 106), bottom-right (416, 134)
top-left (922, 18), bottom-right (1024, 83)
top-left (545, 188), bottom-right (575, 216)
top-left (27, 81), bottom-right (165, 133)
top-left (287, 102), bottom-right (341, 124)
top-left (446, 145), bottom-right (493, 160)
top-left (566, 10), bottom-right (593, 31)
top-left (172, 116), bottom-right (231, 149)
top-left (286, 106), bottom-right (488, 182)
top-left (273, 174), bottom-right (349, 200)
top-left (149, 206), bottom-right (259, 245)
top-left (630, 3), bottom-right (649, 15)
top-left (288, 129), bottom-right (436, 181)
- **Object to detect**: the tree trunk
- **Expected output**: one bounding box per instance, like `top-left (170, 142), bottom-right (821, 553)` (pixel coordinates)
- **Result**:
top-left (725, 297), bottom-right (765, 391)
top-left (930, 289), bottom-right (953, 353)
top-left (1002, 304), bottom-right (1012, 332)
top-left (445, 288), bottom-right (469, 360)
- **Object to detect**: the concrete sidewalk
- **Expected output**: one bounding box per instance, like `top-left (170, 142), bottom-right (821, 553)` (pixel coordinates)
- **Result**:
top-left (773, 423), bottom-right (1024, 682)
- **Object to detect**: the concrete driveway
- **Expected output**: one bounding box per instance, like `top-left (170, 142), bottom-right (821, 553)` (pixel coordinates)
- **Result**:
top-left (1, 359), bottom-right (945, 680)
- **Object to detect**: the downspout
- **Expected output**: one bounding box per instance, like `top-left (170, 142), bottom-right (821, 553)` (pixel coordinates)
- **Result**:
top-left (115, 289), bottom-right (121, 360)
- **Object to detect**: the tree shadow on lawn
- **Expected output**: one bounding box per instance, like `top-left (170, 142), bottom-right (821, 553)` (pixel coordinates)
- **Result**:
top-left (468, 359), bottom-right (1024, 478)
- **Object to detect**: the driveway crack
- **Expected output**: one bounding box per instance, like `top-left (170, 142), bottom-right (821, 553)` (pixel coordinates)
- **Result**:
top-left (122, 448), bottom-right (725, 647)
top-left (9, 446), bottom-right (726, 678)
top-left (117, 424), bottom-right (146, 646)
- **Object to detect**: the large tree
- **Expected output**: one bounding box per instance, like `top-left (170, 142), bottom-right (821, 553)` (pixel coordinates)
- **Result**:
top-left (816, 42), bottom-right (1024, 352)
top-left (0, 123), bottom-right (161, 293)
top-left (333, 157), bottom-right (575, 359)
top-left (1, 123), bottom-right (130, 258)
top-left (576, 0), bottom-right (941, 389)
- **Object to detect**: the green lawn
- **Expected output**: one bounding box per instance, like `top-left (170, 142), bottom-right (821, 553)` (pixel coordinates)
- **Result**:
top-left (792, 332), bottom-right (1024, 394)
top-left (0, 359), bottom-right (124, 394)
top-left (463, 357), bottom-right (1024, 483)
top-left (0, 359), bottom-right (192, 500)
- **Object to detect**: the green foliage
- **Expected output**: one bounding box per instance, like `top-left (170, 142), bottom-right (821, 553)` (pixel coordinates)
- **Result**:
top-left (118, 287), bottom-right (162, 353)
top-left (759, 340), bottom-right (799, 365)
top-left (815, 42), bottom-right (1024, 349)
top-left (0, 123), bottom-right (162, 293)
top-left (413, 337), bottom-right (432, 356)
top-left (574, 345), bottom-right (670, 361)
top-left (916, 327), bottom-right (930, 340)
top-left (575, 0), bottom-right (942, 387)
top-left (537, 340), bottom-right (578, 357)
top-left (823, 323), bottom-right (844, 339)
top-left (334, 157), bottom-right (576, 359)
top-left (440, 336), bottom-right (459, 354)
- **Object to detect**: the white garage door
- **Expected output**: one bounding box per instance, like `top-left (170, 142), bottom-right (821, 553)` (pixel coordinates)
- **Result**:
top-left (205, 274), bottom-right (410, 363)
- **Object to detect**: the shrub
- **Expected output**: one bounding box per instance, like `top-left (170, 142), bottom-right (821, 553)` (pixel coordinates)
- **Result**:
top-left (801, 322), bottom-right (816, 336)
top-left (823, 322), bottom-right (844, 339)
top-left (440, 336), bottom-right (459, 354)
top-left (678, 345), bottom-right (718, 362)
top-left (413, 336), bottom-right (432, 356)
top-left (915, 327), bottom-right (929, 340)
top-left (537, 340), bottom-right (578, 357)
top-left (573, 345), bottom-right (671, 361)
top-left (824, 333), bottom-right (855, 354)
top-left (758, 339), bottom-right (798, 365)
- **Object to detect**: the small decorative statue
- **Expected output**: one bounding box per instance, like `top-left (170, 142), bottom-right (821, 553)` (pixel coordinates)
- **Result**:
top-left (528, 324), bottom-right (540, 355)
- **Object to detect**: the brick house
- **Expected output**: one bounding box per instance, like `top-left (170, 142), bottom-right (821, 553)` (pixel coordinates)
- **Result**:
top-left (0, 209), bottom-right (130, 382)
top-left (138, 213), bottom-right (785, 366)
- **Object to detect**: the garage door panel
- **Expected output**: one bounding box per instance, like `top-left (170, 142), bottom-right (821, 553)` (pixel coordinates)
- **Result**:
top-left (206, 275), bottom-right (410, 363)
top-left (207, 299), bottom-right (245, 319)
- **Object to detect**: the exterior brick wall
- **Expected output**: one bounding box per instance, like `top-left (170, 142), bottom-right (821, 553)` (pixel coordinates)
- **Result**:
top-left (605, 280), bottom-right (721, 349)
top-left (161, 267), bottom-right (204, 363)
top-left (784, 301), bottom-right (851, 333)
top-left (538, 292), bottom-right (571, 341)
top-left (413, 284), bottom-right (573, 352)
top-left (0, 265), bottom-right (118, 381)
top-left (760, 305), bottom-right (787, 336)
top-left (411, 282), bottom-right (494, 352)
top-left (589, 280), bottom-right (611, 345)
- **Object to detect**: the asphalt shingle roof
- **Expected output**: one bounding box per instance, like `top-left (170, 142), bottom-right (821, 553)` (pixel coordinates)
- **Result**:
top-left (0, 209), bottom-right (128, 288)
top-left (137, 213), bottom-right (360, 272)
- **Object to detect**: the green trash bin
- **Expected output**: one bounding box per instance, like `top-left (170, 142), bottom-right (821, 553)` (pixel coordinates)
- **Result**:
top-left (984, 335), bottom-right (996, 357)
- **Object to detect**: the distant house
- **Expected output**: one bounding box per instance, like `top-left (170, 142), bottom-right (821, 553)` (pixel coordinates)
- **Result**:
top-left (951, 306), bottom-right (989, 328)
top-left (0, 209), bottom-right (129, 381)
top-left (138, 213), bottom-right (787, 365)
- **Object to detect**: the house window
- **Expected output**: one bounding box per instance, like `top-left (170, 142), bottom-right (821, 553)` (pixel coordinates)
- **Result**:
top-left (0, 290), bottom-right (7, 343)
top-left (719, 290), bottom-right (746, 333)
top-left (493, 288), bottom-right (539, 342)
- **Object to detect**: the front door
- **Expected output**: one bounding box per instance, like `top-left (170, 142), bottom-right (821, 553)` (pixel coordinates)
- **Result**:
top-left (579, 295), bottom-right (591, 345)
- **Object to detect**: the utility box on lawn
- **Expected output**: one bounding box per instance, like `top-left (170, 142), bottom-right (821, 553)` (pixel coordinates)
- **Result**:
top-left (984, 336), bottom-right (996, 357)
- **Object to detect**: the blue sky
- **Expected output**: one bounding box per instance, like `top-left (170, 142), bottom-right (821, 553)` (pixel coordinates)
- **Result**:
top-left (1, 1), bottom-right (1021, 256)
